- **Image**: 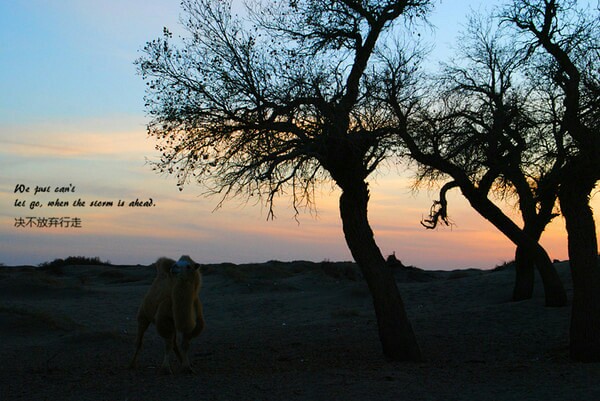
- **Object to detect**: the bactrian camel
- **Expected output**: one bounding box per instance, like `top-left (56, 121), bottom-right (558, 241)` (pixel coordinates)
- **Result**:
top-left (129, 255), bottom-right (204, 374)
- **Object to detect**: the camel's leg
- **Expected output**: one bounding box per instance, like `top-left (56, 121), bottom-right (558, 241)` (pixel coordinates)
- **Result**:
top-left (173, 334), bottom-right (183, 363)
top-left (180, 300), bottom-right (204, 374)
top-left (156, 300), bottom-right (176, 374)
top-left (181, 298), bottom-right (204, 373)
top-left (159, 333), bottom-right (176, 375)
top-left (180, 333), bottom-right (195, 374)
top-left (157, 319), bottom-right (176, 374)
top-left (128, 315), bottom-right (151, 369)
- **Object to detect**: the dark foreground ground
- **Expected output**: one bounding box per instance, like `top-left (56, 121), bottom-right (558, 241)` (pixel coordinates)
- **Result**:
top-left (1, 259), bottom-right (599, 400)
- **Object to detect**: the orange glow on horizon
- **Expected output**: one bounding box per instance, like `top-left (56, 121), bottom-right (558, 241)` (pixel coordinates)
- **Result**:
top-left (2, 118), bottom-right (599, 269)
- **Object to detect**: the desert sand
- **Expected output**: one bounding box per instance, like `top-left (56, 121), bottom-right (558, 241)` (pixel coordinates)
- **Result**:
top-left (1, 259), bottom-right (599, 400)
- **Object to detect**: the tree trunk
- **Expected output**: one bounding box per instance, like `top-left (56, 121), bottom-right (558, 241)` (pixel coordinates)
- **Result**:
top-left (513, 245), bottom-right (535, 301)
top-left (559, 183), bottom-right (600, 361)
top-left (339, 181), bottom-right (421, 361)
top-left (460, 186), bottom-right (567, 306)
top-left (512, 243), bottom-right (566, 306)
top-left (530, 244), bottom-right (567, 307)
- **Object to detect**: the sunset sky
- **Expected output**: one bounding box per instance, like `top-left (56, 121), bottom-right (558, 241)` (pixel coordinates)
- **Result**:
top-left (1, 0), bottom-right (598, 269)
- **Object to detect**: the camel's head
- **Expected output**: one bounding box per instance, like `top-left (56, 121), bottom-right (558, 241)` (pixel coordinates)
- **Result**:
top-left (170, 255), bottom-right (200, 276)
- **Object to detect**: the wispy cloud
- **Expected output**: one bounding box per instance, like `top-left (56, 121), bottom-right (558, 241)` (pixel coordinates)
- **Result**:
top-left (2, 0), bottom-right (593, 269)
top-left (0, 116), bottom-right (152, 160)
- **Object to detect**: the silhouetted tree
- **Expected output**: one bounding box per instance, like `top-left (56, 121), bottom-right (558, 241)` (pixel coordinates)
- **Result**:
top-left (503, 0), bottom-right (600, 361)
top-left (384, 13), bottom-right (567, 306)
top-left (136, 0), bottom-right (433, 361)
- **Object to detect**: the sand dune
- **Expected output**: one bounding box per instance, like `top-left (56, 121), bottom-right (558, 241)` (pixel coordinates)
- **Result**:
top-left (1, 259), bottom-right (598, 400)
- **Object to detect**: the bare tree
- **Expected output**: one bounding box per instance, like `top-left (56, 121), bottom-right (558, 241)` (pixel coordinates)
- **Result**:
top-left (136, 0), bottom-right (433, 361)
top-left (385, 13), bottom-right (567, 306)
top-left (503, 0), bottom-right (600, 361)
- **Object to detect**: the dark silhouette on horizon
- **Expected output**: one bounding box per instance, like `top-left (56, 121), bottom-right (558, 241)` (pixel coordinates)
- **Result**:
top-left (137, 0), bottom-right (599, 362)
top-left (136, 0), bottom-right (435, 361)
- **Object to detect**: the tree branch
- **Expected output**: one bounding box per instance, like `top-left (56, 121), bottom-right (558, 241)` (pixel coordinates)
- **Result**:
top-left (421, 181), bottom-right (459, 229)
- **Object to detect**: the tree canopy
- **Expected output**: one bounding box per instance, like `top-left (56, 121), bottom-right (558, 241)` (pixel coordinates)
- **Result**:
top-left (139, 0), bottom-right (430, 218)
top-left (138, 0), bottom-right (599, 362)
top-left (138, 0), bottom-right (433, 361)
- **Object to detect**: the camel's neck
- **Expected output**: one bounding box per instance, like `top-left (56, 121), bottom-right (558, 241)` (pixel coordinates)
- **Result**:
top-left (171, 278), bottom-right (199, 331)
top-left (173, 276), bottom-right (198, 302)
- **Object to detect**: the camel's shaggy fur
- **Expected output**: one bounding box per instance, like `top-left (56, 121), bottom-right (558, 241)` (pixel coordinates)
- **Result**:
top-left (129, 255), bottom-right (205, 374)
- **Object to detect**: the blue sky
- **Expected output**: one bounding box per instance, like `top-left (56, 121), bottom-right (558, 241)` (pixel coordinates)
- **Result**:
top-left (1, 1), bottom-right (173, 123)
top-left (0, 0), bottom-right (594, 268)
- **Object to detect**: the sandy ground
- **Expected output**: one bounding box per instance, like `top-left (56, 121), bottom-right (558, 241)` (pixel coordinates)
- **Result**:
top-left (1, 259), bottom-right (599, 401)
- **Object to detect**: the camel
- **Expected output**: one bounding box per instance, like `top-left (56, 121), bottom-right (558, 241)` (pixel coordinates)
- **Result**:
top-left (129, 255), bottom-right (205, 374)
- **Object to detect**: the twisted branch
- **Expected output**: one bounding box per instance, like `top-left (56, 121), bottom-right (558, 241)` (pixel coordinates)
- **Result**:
top-left (421, 181), bottom-right (459, 229)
